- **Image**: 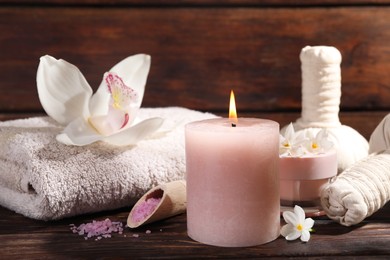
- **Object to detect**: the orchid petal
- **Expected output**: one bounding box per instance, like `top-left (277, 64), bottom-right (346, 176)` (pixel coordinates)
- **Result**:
top-left (88, 114), bottom-right (121, 137)
top-left (57, 117), bottom-right (103, 146)
top-left (105, 72), bottom-right (138, 109)
top-left (103, 117), bottom-right (163, 146)
top-left (90, 54), bottom-right (150, 116)
top-left (89, 107), bottom-right (131, 136)
top-left (108, 54), bottom-right (151, 107)
top-left (56, 133), bottom-right (76, 146)
top-left (37, 55), bottom-right (93, 125)
top-left (89, 104), bottom-right (139, 136)
top-left (89, 81), bottom-right (111, 117)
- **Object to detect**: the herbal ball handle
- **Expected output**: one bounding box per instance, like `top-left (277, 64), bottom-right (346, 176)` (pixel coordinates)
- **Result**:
top-left (283, 46), bottom-right (368, 172)
top-left (297, 46), bottom-right (342, 128)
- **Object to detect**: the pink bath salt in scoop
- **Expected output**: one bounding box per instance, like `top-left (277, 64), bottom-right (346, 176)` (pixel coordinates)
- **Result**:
top-left (131, 197), bottom-right (162, 223)
top-left (127, 180), bottom-right (186, 228)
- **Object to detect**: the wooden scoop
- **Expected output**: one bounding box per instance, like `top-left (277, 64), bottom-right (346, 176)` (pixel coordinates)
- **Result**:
top-left (127, 180), bottom-right (186, 228)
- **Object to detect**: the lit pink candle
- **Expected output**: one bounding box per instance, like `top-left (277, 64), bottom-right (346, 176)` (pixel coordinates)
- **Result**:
top-left (185, 91), bottom-right (280, 247)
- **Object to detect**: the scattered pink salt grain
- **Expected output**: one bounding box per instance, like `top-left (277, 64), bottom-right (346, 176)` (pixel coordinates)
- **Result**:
top-left (69, 218), bottom-right (124, 240)
top-left (132, 234), bottom-right (140, 238)
top-left (146, 230), bottom-right (151, 234)
top-left (131, 197), bottom-right (162, 223)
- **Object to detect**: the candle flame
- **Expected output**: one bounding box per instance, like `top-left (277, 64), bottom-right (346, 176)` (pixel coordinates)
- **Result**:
top-left (229, 90), bottom-right (238, 126)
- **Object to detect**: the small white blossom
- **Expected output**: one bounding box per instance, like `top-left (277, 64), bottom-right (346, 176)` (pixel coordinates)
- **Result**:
top-left (303, 129), bottom-right (334, 154)
top-left (280, 124), bottom-right (333, 157)
top-left (280, 123), bottom-right (307, 157)
top-left (281, 205), bottom-right (314, 242)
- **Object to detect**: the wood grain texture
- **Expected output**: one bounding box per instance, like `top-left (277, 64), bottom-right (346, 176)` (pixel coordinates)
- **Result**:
top-left (1, 5), bottom-right (390, 113)
top-left (1, 0), bottom-right (390, 6)
top-left (1, 203), bottom-right (389, 258)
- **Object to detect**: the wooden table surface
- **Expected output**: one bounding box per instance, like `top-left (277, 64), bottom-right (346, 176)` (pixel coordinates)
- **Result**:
top-left (1, 202), bottom-right (389, 259)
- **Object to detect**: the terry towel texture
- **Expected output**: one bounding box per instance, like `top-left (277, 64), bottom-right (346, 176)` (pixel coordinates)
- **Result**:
top-left (0, 107), bottom-right (215, 220)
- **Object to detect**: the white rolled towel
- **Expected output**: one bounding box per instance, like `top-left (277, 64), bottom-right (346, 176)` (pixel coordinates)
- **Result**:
top-left (321, 150), bottom-right (390, 226)
top-left (0, 107), bottom-right (215, 220)
top-left (369, 113), bottom-right (390, 154)
top-left (321, 112), bottom-right (390, 226)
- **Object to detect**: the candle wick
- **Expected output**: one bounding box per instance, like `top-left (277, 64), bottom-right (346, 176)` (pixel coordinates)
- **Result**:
top-left (231, 123), bottom-right (236, 127)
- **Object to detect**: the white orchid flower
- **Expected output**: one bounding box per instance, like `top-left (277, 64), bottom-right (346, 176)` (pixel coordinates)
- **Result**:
top-left (37, 54), bottom-right (163, 146)
top-left (281, 205), bottom-right (314, 242)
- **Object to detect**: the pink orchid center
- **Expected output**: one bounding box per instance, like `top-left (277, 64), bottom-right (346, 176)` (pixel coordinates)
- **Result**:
top-left (88, 72), bottom-right (138, 136)
top-left (106, 72), bottom-right (137, 108)
top-left (106, 72), bottom-right (137, 129)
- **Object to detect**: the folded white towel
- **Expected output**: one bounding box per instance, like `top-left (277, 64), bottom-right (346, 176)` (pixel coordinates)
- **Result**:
top-left (0, 107), bottom-right (215, 220)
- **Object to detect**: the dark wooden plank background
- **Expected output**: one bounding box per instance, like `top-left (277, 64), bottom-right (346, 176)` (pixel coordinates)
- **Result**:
top-left (1, 0), bottom-right (390, 6)
top-left (1, 0), bottom-right (390, 138)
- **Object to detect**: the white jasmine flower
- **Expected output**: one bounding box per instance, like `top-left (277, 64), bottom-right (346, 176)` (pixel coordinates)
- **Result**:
top-left (280, 124), bottom-right (334, 157)
top-left (304, 129), bottom-right (334, 154)
top-left (281, 205), bottom-right (314, 242)
top-left (280, 123), bottom-right (307, 157)
top-left (37, 54), bottom-right (163, 146)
